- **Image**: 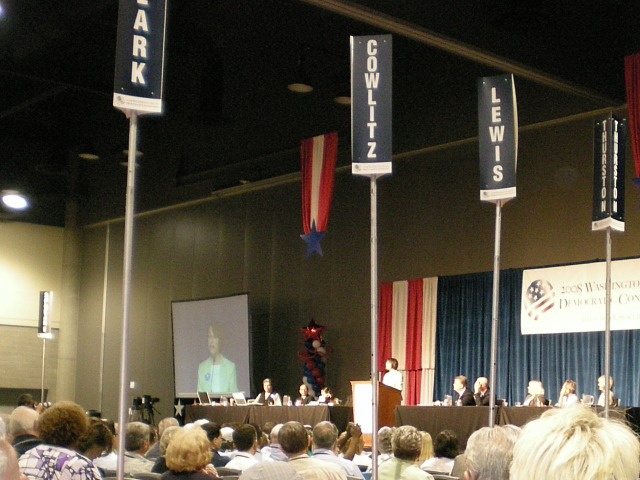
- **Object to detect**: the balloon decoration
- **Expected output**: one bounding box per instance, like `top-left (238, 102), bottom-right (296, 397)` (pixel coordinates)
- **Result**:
top-left (298, 319), bottom-right (333, 396)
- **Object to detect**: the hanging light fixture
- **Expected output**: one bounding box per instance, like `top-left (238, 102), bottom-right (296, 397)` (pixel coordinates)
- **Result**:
top-left (288, 44), bottom-right (314, 93)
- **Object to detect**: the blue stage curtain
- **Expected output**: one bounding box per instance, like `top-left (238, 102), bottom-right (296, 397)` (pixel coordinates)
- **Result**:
top-left (434, 269), bottom-right (640, 407)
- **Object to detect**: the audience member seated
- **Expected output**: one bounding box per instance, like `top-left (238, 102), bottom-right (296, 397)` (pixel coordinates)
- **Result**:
top-left (522, 380), bottom-right (546, 407)
top-left (239, 461), bottom-right (303, 480)
top-left (225, 424), bottom-right (259, 472)
top-left (9, 406), bottom-right (41, 456)
top-left (92, 420), bottom-right (117, 473)
top-left (255, 378), bottom-right (282, 405)
top-left (200, 422), bottom-right (231, 468)
top-left (123, 421), bottom-right (155, 474)
top-left (510, 405), bottom-right (640, 479)
top-left (77, 418), bottom-right (114, 462)
top-left (473, 377), bottom-right (492, 406)
top-left (19, 401), bottom-right (102, 480)
top-left (420, 429), bottom-right (458, 474)
top-left (453, 376), bottom-right (476, 406)
top-left (463, 424), bottom-right (521, 480)
top-left (417, 431), bottom-right (434, 465)
top-left (278, 421), bottom-right (346, 479)
top-left (16, 394), bottom-right (44, 414)
top-left (597, 374), bottom-right (617, 407)
top-left (295, 384), bottom-right (314, 406)
top-left (151, 425), bottom-right (181, 473)
top-left (556, 379), bottom-right (578, 408)
top-left (249, 423), bottom-right (265, 461)
top-left (382, 358), bottom-right (403, 391)
top-left (312, 421), bottom-right (363, 479)
top-left (0, 439), bottom-right (27, 480)
top-left (375, 426), bottom-right (394, 467)
top-left (145, 417), bottom-right (179, 461)
top-left (163, 428), bottom-right (221, 480)
top-left (337, 423), bottom-right (364, 459)
top-left (379, 425), bottom-right (433, 480)
top-left (261, 423), bottom-right (287, 462)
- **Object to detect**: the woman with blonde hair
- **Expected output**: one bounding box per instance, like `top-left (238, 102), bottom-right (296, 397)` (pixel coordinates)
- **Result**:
top-left (162, 428), bottom-right (220, 479)
top-left (417, 431), bottom-right (434, 464)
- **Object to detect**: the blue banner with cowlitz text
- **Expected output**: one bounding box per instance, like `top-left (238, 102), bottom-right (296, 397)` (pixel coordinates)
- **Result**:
top-left (113, 0), bottom-right (167, 114)
top-left (478, 74), bottom-right (517, 202)
top-left (592, 116), bottom-right (626, 232)
top-left (351, 35), bottom-right (392, 176)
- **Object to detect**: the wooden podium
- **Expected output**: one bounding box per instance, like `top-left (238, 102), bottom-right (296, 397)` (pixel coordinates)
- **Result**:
top-left (351, 380), bottom-right (402, 447)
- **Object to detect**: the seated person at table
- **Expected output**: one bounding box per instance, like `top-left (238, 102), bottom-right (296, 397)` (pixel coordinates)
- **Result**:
top-left (509, 405), bottom-right (640, 480)
top-left (473, 377), bottom-right (491, 406)
top-left (318, 387), bottom-right (339, 405)
top-left (197, 324), bottom-right (238, 394)
top-left (453, 375), bottom-right (476, 406)
top-left (295, 384), bottom-right (314, 406)
top-left (225, 424), bottom-right (259, 472)
top-left (556, 379), bottom-right (578, 408)
top-left (382, 358), bottom-right (403, 391)
top-left (379, 425), bottom-right (434, 480)
top-left (255, 378), bottom-right (282, 405)
top-left (522, 380), bottom-right (546, 407)
top-left (597, 374), bottom-right (617, 407)
top-left (420, 429), bottom-right (458, 474)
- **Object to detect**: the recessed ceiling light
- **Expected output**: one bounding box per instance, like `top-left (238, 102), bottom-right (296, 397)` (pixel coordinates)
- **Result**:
top-left (122, 149), bottom-right (144, 157)
top-left (2, 191), bottom-right (29, 210)
top-left (288, 82), bottom-right (314, 94)
top-left (78, 152), bottom-right (100, 161)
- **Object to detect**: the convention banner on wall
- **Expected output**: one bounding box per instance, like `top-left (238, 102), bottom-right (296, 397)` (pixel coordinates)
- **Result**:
top-left (113, 0), bottom-right (167, 113)
top-left (521, 258), bottom-right (640, 334)
top-left (478, 74), bottom-right (517, 202)
top-left (351, 34), bottom-right (392, 176)
top-left (592, 115), bottom-right (626, 232)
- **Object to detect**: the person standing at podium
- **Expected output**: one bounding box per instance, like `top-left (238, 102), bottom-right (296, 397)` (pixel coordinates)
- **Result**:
top-left (382, 358), bottom-right (403, 391)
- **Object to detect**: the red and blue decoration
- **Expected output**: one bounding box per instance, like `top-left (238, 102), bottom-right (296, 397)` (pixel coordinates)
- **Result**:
top-left (298, 319), bottom-right (332, 396)
top-left (300, 132), bottom-right (338, 257)
top-left (624, 54), bottom-right (640, 191)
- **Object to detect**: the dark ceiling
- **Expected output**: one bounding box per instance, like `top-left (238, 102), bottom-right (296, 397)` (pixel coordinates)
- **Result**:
top-left (0, 0), bottom-right (638, 227)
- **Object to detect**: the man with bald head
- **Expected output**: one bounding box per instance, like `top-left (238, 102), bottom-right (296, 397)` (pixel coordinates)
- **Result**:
top-left (9, 406), bottom-right (41, 456)
top-left (279, 421), bottom-right (346, 480)
top-left (312, 421), bottom-right (363, 479)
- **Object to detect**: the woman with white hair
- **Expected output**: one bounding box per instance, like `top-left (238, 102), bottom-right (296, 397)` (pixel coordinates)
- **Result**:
top-left (510, 405), bottom-right (640, 480)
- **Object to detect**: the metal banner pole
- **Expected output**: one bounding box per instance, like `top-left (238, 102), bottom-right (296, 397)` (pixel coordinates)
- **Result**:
top-left (116, 112), bottom-right (139, 480)
top-left (489, 200), bottom-right (503, 427)
top-left (370, 176), bottom-right (379, 480)
top-left (604, 227), bottom-right (612, 418)
top-left (40, 338), bottom-right (47, 404)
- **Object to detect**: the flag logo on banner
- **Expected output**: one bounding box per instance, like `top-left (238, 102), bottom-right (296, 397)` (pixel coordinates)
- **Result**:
top-left (524, 279), bottom-right (556, 321)
top-left (300, 132), bottom-right (338, 257)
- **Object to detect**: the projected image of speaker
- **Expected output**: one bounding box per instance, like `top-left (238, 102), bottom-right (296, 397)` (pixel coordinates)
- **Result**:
top-left (172, 293), bottom-right (252, 398)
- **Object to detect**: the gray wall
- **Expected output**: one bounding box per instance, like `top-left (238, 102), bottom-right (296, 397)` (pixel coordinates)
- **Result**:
top-left (75, 109), bottom-right (640, 420)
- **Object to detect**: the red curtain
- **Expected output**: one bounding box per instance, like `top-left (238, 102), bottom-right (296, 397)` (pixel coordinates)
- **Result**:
top-left (624, 54), bottom-right (640, 180)
top-left (404, 279), bottom-right (424, 405)
top-left (377, 282), bottom-right (394, 371)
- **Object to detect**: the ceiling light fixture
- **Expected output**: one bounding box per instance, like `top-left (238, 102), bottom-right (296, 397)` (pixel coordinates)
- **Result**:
top-left (288, 44), bottom-right (314, 94)
top-left (1, 190), bottom-right (29, 210)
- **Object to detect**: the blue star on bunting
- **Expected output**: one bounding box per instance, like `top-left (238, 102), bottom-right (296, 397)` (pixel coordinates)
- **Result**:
top-left (301, 222), bottom-right (325, 257)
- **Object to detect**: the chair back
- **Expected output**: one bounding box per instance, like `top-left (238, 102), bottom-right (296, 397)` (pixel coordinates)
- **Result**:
top-left (215, 467), bottom-right (242, 476)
